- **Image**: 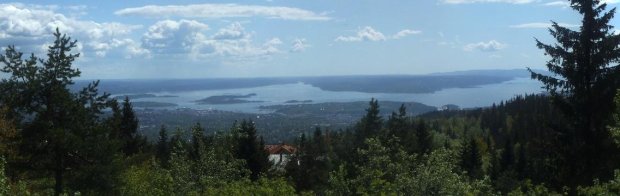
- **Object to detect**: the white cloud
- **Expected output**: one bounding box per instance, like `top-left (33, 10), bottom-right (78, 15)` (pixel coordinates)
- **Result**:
top-left (212, 22), bottom-right (250, 40)
top-left (336, 26), bottom-right (421, 42)
top-left (0, 3), bottom-right (148, 59)
top-left (440, 0), bottom-right (537, 4)
top-left (544, 0), bottom-right (618, 7)
top-left (115, 4), bottom-right (330, 21)
top-left (91, 38), bottom-right (151, 59)
top-left (291, 38), bottom-right (309, 52)
top-left (509, 22), bottom-right (579, 28)
top-left (141, 20), bottom-right (283, 60)
top-left (391, 29), bottom-right (422, 39)
top-left (142, 19), bottom-right (209, 54)
top-left (336, 26), bottom-right (386, 42)
top-left (543, 1), bottom-right (571, 7)
top-left (464, 40), bottom-right (506, 52)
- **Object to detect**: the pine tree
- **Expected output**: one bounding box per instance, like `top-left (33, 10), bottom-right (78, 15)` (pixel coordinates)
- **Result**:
top-left (308, 127), bottom-right (332, 193)
top-left (529, 0), bottom-right (620, 186)
top-left (500, 139), bottom-right (514, 171)
top-left (0, 29), bottom-right (119, 195)
top-left (286, 133), bottom-right (306, 189)
top-left (190, 123), bottom-right (206, 162)
top-left (355, 98), bottom-right (383, 148)
top-left (416, 120), bottom-right (433, 154)
top-left (120, 97), bottom-right (142, 155)
top-left (235, 120), bottom-right (270, 181)
top-left (169, 133), bottom-right (193, 194)
top-left (387, 104), bottom-right (407, 139)
top-left (460, 138), bottom-right (482, 178)
top-left (288, 127), bottom-right (332, 192)
top-left (156, 125), bottom-right (170, 168)
top-left (489, 149), bottom-right (501, 181)
top-left (515, 144), bottom-right (527, 179)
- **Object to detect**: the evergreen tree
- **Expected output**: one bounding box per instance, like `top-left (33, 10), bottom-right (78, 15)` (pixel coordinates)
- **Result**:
top-left (190, 123), bottom-right (206, 162)
top-left (0, 107), bottom-right (19, 179)
top-left (387, 104), bottom-right (408, 139)
top-left (0, 29), bottom-right (120, 195)
top-left (156, 125), bottom-right (170, 168)
top-left (120, 97), bottom-right (143, 155)
top-left (235, 120), bottom-right (270, 181)
top-left (287, 128), bottom-right (332, 193)
top-left (489, 149), bottom-right (501, 181)
top-left (107, 100), bottom-right (122, 139)
top-left (286, 133), bottom-right (306, 189)
top-left (416, 120), bottom-right (433, 154)
top-left (169, 133), bottom-right (193, 194)
top-left (516, 144), bottom-right (527, 179)
top-left (460, 138), bottom-right (482, 178)
top-left (529, 0), bottom-right (620, 186)
top-left (355, 98), bottom-right (383, 148)
top-left (501, 139), bottom-right (515, 171)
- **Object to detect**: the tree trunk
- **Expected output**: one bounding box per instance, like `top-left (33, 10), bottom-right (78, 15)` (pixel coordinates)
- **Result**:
top-left (54, 146), bottom-right (63, 196)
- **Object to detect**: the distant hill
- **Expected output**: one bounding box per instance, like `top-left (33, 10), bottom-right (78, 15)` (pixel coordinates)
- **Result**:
top-left (72, 69), bottom-right (537, 94)
top-left (428, 68), bottom-right (549, 78)
top-left (260, 101), bottom-right (437, 117)
top-left (301, 75), bottom-right (513, 94)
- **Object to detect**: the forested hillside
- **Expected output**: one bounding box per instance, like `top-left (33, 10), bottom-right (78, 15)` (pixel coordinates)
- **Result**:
top-left (2, 0), bottom-right (620, 195)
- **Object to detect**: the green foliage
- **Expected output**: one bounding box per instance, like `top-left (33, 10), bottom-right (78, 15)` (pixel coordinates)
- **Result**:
top-left (286, 128), bottom-right (332, 193)
top-left (0, 29), bottom-right (125, 195)
top-left (355, 98), bottom-right (383, 147)
top-left (168, 135), bottom-right (194, 195)
top-left (120, 160), bottom-right (174, 196)
top-left (119, 97), bottom-right (146, 156)
top-left (529, 0), bottom-right (620, 187)
top-left (350, 138), bottom-right (416, 195)
top-left (415, 119), bottom-right (433, 154)
top-left (156, 125), bottom-right (170, 168)
top-left (204, 178), bottom-right (296, 195)
top-left (460, 138), bottom-right (483, 178)
top-left (0, 107), bottom-right (19, 177)
top-left (326, 164), bottom-right (351, 195)
top-left (234, 120), bottom-right (270, 181)
top-left (328, 136), bottom-right (492, 195)
top-left (0, 157), bottom-right (7, 196)
top-left (609, 90), bottom-right (620, 147)
top-left (189, 123), bottom-right (206, 162)
top-left (411, 148), bottom-right (476, 195)
top-left (507, 180), bottom-right (558, 196)
top-left (3, 29), bottom-right (620, 195)
top-left (577, 170), bottom-right (620, 195)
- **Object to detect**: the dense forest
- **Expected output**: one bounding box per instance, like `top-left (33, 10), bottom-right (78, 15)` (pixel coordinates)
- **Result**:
top-left (2, 0), bottom-right (620, 195)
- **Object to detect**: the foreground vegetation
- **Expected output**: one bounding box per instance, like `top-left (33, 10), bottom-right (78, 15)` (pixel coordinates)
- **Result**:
top-left (2, 0), bottom-right (620, 195)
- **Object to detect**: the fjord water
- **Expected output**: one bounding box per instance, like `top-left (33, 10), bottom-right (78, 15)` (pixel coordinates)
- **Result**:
top-left (111, 77), bottom-right (543, 113)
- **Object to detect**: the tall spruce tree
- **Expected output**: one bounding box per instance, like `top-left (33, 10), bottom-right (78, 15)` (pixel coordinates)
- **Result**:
top-left (415, 120), bottom-right (433, 154)
top-left (355, 98), bottom-right (383, 148)
top-left (387, 104), bottom-right (408, 139)
top-left (120, 97), bottom-right (142, 155)
top-left (460, 138), bottom-right (482, 178)
top-left (235, 120), bottom-right (270, 181)
top-left (156, 125), bottom-right (170, 168)
top-left (529, 0), bottom-right (620, 186)
top-left (190, 123), bottom-right (206, 162)
top-left (0, 29), bottom-right (119, 195)
top-left (287, 128), bottom-right (332, 192)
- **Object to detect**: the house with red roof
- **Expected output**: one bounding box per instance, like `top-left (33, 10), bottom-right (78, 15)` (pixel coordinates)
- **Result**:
top-left (264, 143), bottom-right (297, 169)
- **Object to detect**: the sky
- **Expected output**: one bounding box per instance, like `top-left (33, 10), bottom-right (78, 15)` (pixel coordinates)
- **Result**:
top-left (0, 0), bottom-right (617, 79)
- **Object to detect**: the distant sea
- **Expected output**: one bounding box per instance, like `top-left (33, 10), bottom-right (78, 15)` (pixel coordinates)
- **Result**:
top-left (73, 70), bottom-right (545, 113)
top-left (103, 81), bottom-right (541, 113)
